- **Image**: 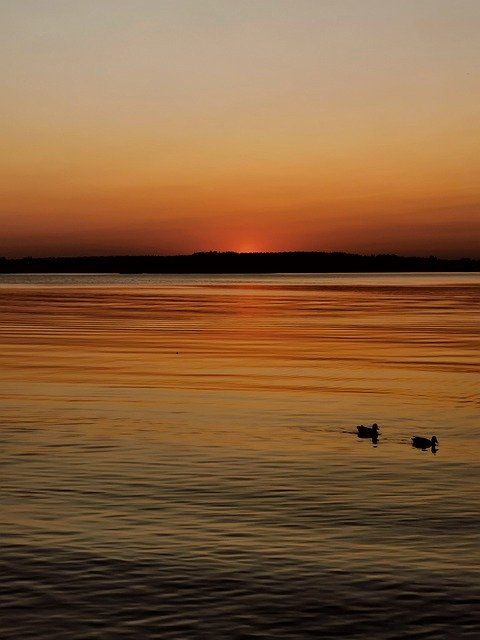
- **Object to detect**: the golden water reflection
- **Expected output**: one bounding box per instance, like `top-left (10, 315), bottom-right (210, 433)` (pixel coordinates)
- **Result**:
top-left (1, 277), bottom-right (479, 460)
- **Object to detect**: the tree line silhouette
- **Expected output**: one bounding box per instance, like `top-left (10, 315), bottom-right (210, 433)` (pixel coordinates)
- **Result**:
top-left (0, 251), bottom-right (478, 273)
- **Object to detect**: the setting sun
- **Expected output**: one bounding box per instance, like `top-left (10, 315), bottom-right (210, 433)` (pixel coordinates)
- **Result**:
top-left (234, 243), bottom-right (262, 254)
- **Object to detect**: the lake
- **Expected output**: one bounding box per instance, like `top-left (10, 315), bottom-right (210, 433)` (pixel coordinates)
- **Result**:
top-left (1, 273), bottom-right (479, 639)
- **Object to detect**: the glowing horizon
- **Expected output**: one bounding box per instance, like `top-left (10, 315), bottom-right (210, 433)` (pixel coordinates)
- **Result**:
top-left (1, 1), bottom-right (479, 259)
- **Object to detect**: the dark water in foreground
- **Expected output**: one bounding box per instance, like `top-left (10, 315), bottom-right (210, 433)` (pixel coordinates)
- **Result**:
top-left (1, 273), bottom-right (479, 639)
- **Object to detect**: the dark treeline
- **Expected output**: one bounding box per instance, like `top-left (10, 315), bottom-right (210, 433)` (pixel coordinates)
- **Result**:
top-left (0, 251), bottom-right (479, 274)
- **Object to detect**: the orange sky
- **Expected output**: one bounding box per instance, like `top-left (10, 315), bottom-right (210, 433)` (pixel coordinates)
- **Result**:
top-left (1, 0), bottom-right (479, 258)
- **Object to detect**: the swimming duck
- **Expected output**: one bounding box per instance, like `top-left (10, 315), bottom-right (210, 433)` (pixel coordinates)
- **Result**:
top-left (411, 435), bottom-right (438, 449)
top-left (357, 423), bottom-right (380, 437)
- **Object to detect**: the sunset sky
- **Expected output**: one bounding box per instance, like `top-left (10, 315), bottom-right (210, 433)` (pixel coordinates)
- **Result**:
top-left (1, 0), bottom-right (479, 258)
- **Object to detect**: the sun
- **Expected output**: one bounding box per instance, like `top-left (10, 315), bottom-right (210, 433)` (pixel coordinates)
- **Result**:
top-left (234, 242), bottom-right (262, 254)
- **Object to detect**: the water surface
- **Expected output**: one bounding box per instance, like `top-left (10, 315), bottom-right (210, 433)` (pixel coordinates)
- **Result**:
top-left (1, 273), bottom-right (479, 638)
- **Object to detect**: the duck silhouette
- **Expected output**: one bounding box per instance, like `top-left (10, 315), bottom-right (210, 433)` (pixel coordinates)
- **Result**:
top-left (357, 423), bottom-right (380, 438)
top-left (411, 435), bottom-right (438, 450)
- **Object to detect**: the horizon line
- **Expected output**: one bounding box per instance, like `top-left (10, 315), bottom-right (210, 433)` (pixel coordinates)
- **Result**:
top-left (2, 250), bottom-right (479, 262)
top-left (0, 249), bottom-right (480, 263)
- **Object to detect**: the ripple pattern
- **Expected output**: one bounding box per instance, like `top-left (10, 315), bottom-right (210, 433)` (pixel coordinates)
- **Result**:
top-left (1, 274), bottom-right (480, 638)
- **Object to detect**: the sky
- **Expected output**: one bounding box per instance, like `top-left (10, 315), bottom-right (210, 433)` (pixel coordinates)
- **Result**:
top-left (1, 0), bottom-right (479, 258)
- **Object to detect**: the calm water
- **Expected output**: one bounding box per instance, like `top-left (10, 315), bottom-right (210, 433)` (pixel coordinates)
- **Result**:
top-left (1, 273), bottom-right (479, 639)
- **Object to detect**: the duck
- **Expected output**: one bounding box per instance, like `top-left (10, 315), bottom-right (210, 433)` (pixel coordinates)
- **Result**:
top-left (356, 423), bottom-right (380, 438)
top-left (411, 435), bottom-right (438, 449)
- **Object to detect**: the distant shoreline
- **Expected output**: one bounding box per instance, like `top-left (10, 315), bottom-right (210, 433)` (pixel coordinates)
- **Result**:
top-left (1, 251), bottom-right (479, 274)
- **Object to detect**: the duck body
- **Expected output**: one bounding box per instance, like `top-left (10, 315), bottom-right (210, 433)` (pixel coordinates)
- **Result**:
top-left (357, 423), bottom-right (380, 438)
top-left (411, 435), bottom-right (438, 449)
